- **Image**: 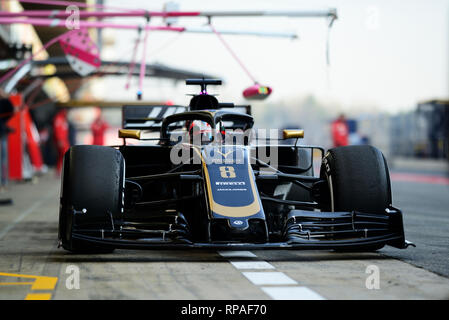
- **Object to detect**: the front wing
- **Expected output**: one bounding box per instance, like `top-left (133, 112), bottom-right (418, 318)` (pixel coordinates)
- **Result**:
top-left (69, 206), bottom-right (414, 251)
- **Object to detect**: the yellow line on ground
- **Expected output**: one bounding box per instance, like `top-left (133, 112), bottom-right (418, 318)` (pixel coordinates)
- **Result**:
top-left (0, 272), bottom-right (58, 290)
top-left (30, 277), bottom-right (58, 290)
top-left (0, 282), bottom-right (35, 286)
top-left (25, 293), bottom-right (52, 300)
top-left (0, 272), bottom-right (39, 279)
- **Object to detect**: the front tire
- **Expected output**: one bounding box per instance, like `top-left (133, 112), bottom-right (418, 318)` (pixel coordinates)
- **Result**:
top-left (320, 145), bottom-right (392, 251)
top-left (58, 145), bottom-right (125, 253)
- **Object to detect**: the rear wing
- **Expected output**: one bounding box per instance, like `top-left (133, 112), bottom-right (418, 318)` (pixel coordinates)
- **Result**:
top-left (122, 104), bottom-right (252, 130)
top-left (221, 104), bottom-right (252, 116)
top-left (122, 105), bottom-right (187, 130)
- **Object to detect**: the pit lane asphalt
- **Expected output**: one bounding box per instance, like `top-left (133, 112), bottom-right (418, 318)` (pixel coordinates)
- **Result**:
top-left (0, 168), bottom-right (448, 300)
top-left (382, 177), bottom-right (449, 278)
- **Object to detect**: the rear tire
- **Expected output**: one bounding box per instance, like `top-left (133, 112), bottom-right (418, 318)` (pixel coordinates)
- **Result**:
top-left (320, 145), bottom-right (392, 251)
top-left (58, 145), bottom-right (125, 253)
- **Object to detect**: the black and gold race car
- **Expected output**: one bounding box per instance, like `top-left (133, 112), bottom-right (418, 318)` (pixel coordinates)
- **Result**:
top-left (58, 79), bottom-right (414, 253)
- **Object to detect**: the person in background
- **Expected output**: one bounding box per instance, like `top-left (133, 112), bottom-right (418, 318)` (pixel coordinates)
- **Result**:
top-left (68, 116), bottom-right (77, 147)
top-left (91, 108), bottom-right (109, 146)
top-left (331, 114), bottom-right (349, 147)
top-left (346, 118), bottom-right (362, 145)
top-left (360, 135), bottom-right (370, 145)
top-left (0, 89), bottom-right (14, 191)
top-left (53, 108), bottom-right (70, 174)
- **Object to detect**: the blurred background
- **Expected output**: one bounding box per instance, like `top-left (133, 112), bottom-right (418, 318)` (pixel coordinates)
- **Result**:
top-left (0, 0), bottom-right (448, 180)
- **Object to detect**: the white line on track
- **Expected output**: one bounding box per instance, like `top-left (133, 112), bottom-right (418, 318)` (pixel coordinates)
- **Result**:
top-left (0, 190), bottom-right (54, 240)
top-left (242, 271), bottom-right (298, 285)
top-left (218, 250), bottom-right (326, 300)
top-left (230, 261), bottom-right (275, 269)
top-left (261, 286), bottom-right (325, 300)
top-left (218, 250), bottom-right (257, 258)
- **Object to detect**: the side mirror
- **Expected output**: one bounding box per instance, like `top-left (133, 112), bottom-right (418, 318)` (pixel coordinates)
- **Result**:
top-left (283, 129), bottom-right (304, 139)
top-left (243, 84), bottom-right (272, 100)
top-left (119, 129), bottom-right (141, 140)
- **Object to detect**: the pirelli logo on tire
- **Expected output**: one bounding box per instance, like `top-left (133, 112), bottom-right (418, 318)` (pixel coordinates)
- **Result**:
top-left (323, 154), bottom-right (331, 175)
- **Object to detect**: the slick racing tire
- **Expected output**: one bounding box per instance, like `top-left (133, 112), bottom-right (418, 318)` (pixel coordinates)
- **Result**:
top-left (320, 145), bottom-right (392, 251)
top-left (58, 145), bottom-right (125, 253)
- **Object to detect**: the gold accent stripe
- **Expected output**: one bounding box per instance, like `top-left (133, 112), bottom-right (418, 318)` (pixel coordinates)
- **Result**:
top-left (200, 147), bottom-right (261, 218)
top-left (283, 129), bottom-right (304, 139)
top-left (118, 129), bottom-right (141, 140)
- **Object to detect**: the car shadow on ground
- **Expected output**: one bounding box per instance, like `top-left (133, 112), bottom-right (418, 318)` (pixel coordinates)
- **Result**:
top-left (45, 248), bottom-right (393, 264)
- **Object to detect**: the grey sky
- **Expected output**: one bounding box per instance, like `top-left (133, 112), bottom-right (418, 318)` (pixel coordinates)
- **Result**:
top-left (101, 0), bottom-right (448, 113)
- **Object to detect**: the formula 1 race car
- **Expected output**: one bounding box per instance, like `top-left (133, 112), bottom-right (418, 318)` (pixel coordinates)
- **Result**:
top-left (58, 79), bottom-right (414, 253)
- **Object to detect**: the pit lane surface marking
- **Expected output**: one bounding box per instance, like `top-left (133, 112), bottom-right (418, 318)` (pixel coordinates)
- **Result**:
top-left (24, 293), bottom-right (52, 300)
top-left (0, 272), bottom-right (58, 300)
top-left (390, 172), bottom-right (449, 185)
top-left (242, 272), bottom-right (298, 285)
top-left (230, 261), bottom-right (275, 269)
top-left (261, 286), bottom-right (325, 300)
top-left (218, 251), bottom-right (325, 300)
top-left (2, 172), bottom-right (449, 299)
top-left (0, 184), bottom-right (59, 300)
top-left (0, 190), bottom-right (54, 240)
